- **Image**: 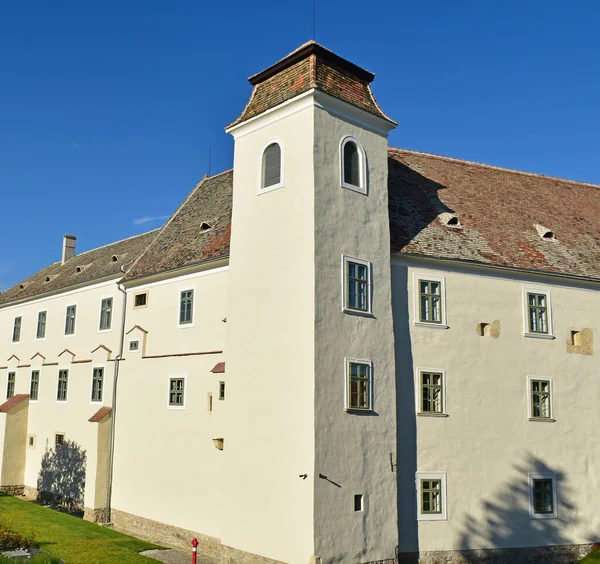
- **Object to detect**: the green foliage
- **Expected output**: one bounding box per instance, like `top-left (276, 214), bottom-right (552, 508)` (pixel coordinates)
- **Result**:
top-left (0, 525), bottom-right (38, 549)
top-left (0, 494), bottom-right (160, 563)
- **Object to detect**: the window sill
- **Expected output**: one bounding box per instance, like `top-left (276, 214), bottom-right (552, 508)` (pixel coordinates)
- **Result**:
top-left (340, 182), bottom-right (367, 195)
top-left (417, 412), bottom-right (448, 418)
top-left (167, 405), bottom-right (186, 411)
top-left (524, 332), bottom-right (555, 340)
top-left (414, 322), bottom-right (449, 330)
top-left (344, 407), bottom-right (374, 414)
top-left (342, 307), bottom-right (374, 318)
top-left (257, 182), bottom-right (284, 195)
top-left (177, 323), bottom-right (195, 329)
top-left (98, 328), bottom-right (113, 334)
top-left (528, 417), bottom-right (556, 422)
top-left (417, 514), bottom-right (448, 522)
top-left (530, 514), bottom-right (557, 520)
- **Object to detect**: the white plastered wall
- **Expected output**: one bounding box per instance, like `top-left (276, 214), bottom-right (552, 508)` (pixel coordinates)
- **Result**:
top-left (393, 256), bottom-right (600, 554)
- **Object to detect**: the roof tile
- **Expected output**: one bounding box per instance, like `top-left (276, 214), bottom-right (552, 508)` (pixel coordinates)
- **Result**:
top-left (0, 394), bottom-right (29, 413)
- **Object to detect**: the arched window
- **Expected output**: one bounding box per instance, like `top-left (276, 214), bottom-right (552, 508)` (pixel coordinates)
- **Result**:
top-left (340, 137), bottom-right (366, 194)
top-left (262, 142), bottom-right (282, 189)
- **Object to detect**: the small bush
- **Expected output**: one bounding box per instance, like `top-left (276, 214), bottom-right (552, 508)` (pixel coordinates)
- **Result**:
top-left (0, 525), bottom-right (38, 549)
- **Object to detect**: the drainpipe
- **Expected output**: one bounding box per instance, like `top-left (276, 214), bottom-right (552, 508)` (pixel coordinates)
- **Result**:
top-left (104, 281), bottom-right (128, 524)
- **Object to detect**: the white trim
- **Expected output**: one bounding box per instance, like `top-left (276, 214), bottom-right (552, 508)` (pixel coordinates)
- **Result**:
top-left (527, 375), bottom-right (554, 421)
top-left (177, 286), bottom-right (196, 328)
top-left (522, 287), bottom-right (554, 337)
top-left (528, 473), bottom-right (558, 519)
top-left (344, 357), bottom-right (374, 412)
top-left (415, 367), bottom-right (447, 416)
top-left (129, 266), bottom-right (228, 292)
top-left (339, 136), bottom-right (368, 195)
top-left (56, 367), bottom-right (69, 404)
top-left (416, 472), bottom-right (448, 521)
top-left (97, 294), bottom-right (115, 333)
top-left (257, 138), bottom-right (285, 195)
top-left (29, 369), bottom-right (40, 404)
top-left (167, 373), bottom-right (187, 410)
top-left (341, 255), bottom-right (372, 315)
top-left (0, 277), bottom-right (122, 312)
top-left (128, 339), bottom-right (141, 353)
top-left (90, 364), bottom-right (106, 404)
top-left (413, 273), bottom-right (448, 327)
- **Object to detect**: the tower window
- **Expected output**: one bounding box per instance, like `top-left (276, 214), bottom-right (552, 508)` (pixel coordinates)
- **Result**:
top-left (262, 142), bottom-right (282, 189)
top-left (340, 137), bottom-right (367, 194)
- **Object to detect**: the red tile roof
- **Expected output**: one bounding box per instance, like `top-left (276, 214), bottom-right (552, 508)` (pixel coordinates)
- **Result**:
top-left (211, 362), bottom-right (225, 374)
top-left (0, 394), bottom-right (29, 413)
top-left (388, 149), bottom-right (600, 279)
top-left (88, 406), bottom-right (112, 423)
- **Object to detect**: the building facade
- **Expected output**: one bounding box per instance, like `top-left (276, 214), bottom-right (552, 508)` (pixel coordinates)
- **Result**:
top-left (0, 42), bottom-right (599, 564)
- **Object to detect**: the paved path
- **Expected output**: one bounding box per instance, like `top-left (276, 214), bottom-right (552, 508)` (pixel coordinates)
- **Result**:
top-left (141, 548), bottom-right (217, 564)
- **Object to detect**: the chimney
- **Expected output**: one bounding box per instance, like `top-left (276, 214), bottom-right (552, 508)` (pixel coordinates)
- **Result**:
top-left (62, 235), bottom-right (76, 264)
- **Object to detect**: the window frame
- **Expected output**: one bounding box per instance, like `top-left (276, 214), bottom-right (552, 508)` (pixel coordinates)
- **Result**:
top-left (30, 370), bottom-right (40, 402)
top-left (133, 292), bottom-right (148, 309)
top-left (218, 381), bottom-right (225, 401)
top-left (6, 372), bottom-right (15, 400)
top-left (344, 358), bottom-right (373, 412)
top-left (90, 366), bottom-right (105, 403)
top-left (413, 273), bottom-right (448, 328)
top-left (339, 136), bottom-right (367, 195)
top-left (36, 310), bottom-right (47, 340)
top-left (98, 296), bottom-right (114, 332)
top-left (167, 374), bottom-right (187, 410)
top-left (522, 287), bottom-right (554, 339)
top-left (341, 255), bottom-right (372, 316)
top-left (527, 376), bottom-right (554, 421)
top-left (56, 368), bottom-right (69, 403)
top-left (177, 288), bottom-right (195, 328)
top-left (257, 139), bottom-right (284, 195)
top-left (128, 339), bottom-right (141, 353)
top-left (529, 473), bottom-right (557, 519)
top-left (416, 472), bottom-right (448, 521)
top-left (416, 368), bottom-right (447, 416)
top-left (64, 304), bottom-right (77, 336)
top-left (12, 316), bottom-right (22, 343)
top-left (55, 433), bottom-right (66, 447)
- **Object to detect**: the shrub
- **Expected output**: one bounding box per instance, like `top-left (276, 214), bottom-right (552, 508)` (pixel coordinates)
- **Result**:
top-left (0, 525), bottom-right (38, 549)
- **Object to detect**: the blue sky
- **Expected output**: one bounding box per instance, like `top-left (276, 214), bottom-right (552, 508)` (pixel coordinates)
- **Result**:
top-left (1, 0), bottom-right (599, 290)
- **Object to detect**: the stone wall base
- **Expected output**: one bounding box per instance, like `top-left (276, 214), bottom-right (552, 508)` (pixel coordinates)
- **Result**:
top-left (0, 485), bottom-right (24, 496)
top-left (398, 543), bottom-right (594, 564)
top-left (111, 508), bottom-right (220, 560)
top-left (83, 507), bottom-right (107, 523)
top-left (220, 544), bottom-right (285, 564)
top-left (23, 485), bottom-right (38, 500)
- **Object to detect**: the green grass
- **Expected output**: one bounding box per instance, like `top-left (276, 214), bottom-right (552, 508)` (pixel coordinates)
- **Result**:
top-left (0, 555), bottom-right (62, 563)
top-left (581, 548), bottom-right (600, 563)
top-left (0, 494), bottom-right (161, 564)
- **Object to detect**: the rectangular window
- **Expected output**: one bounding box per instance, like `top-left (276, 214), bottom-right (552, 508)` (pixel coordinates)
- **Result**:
top-left (419, 280), bottom-right (442, 323)
top-left (179, 290), bottom-right (194, 325)
top-left (36, 311), bottom-right (47, 339)
top-left (527, 292), bottom-right (548, 334)
top-left (529, 473), bottom-right (557, 519)
top-left (354, 494), bottom-right (363, 512)
top-left (30, 371), bottom-right (40, 401)
top-left (91, 368), bottom-right (104, 402)
top-left (219, 381), bottom-right (225, 401)
top-left (417, 472), bottom-right (447, 520)
top-left (420, 371), bottom-right (445, 414)
top-left (55, 433), bottom-right (65, 447)
top-left (99, 298), bottom-right (113, 331)
top-left (65, 305), bottom-right (76, 335)
top-left (529, 377), bottom-right (552, 419)
top-left (27, 435), bottom-right (36, 449)
top-left (12, 317), bottom-right (22, 342)
top-left (342, 256), bottom-right (371, 314)
top-left (169, 377), bottom-right (185, 407)
top-left (129, 340), bottom-right (140, 352)
top-left (57, 369), bottom-right (68, 401)
top-left (6, 372), bottom-right (15, 400)
top-left (134, 293), bottom-right (148, 308)
top-left (345, 359), bottom-right (372, 411)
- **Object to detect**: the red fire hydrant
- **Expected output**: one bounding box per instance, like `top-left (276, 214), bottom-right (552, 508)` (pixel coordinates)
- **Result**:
top-left (191, 538), bottom-right (198, 564)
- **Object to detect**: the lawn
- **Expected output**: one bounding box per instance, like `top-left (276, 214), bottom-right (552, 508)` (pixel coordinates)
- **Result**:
top-left (581, 548), bottom-right (600, 563)
top-left (0, 493), bottom-right (161, 564)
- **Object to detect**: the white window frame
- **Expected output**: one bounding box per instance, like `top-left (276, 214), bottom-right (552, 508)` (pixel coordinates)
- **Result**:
top-left (257, 138), bottom-right (284, 195)
top-left (166, 374), bottom-right (187, 410)
top-left (56, 367), bottom-right (69, 403)
top-left (29, 370), bottom-right (40, 403)
top-left (416, 472), bottom-right (448, 521)
top-left (415, 367), bottom-right (447, 416)
top-left (413, 273), bottom-right (448, 328)
top-left (177, 287), bottom-right (196, 328)
top-left (64, 304), bottom-right (77, 337)
top-left (12, 316), bottom-right (22, 343)
top-left (98, 295), bottom-right (115, 333)
top-left (339, 136), bottom-right (367, 195)
top-left (344, 357), bottom-right (373, 412)
top-left (128, 339), bottom-right (141, 353)
top-left (527, 375), bottom-right (554, 421)
top-left (341, 255), bottom-right (372, 316)
top-left (528, 473), bottom-right (557, 519)
top-left (90, 365), bottom-right (105, 404)
top-left (35, 310), bottom-right (47, 341)
top-left (522, 287), bottom-right (554, 339)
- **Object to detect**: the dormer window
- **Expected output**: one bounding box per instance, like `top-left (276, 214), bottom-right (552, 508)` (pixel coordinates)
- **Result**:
top-left (259, 140), bottom-right (284, 193)
top-left (534, 224), bottom-right (556, 242)
top-left (340, 137), bottom-right (367, 194)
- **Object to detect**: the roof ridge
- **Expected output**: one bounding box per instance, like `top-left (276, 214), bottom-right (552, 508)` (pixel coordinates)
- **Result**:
top-left (75, 228), bottom-right (161, 258)
top-left (389, 147), bottom-right (600, 190)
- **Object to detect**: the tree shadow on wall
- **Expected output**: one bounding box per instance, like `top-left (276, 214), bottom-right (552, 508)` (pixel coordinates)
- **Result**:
top-left (458, 453), bottom-right (593, 563)
top-left (36, 440), bottom-right (86, 516)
